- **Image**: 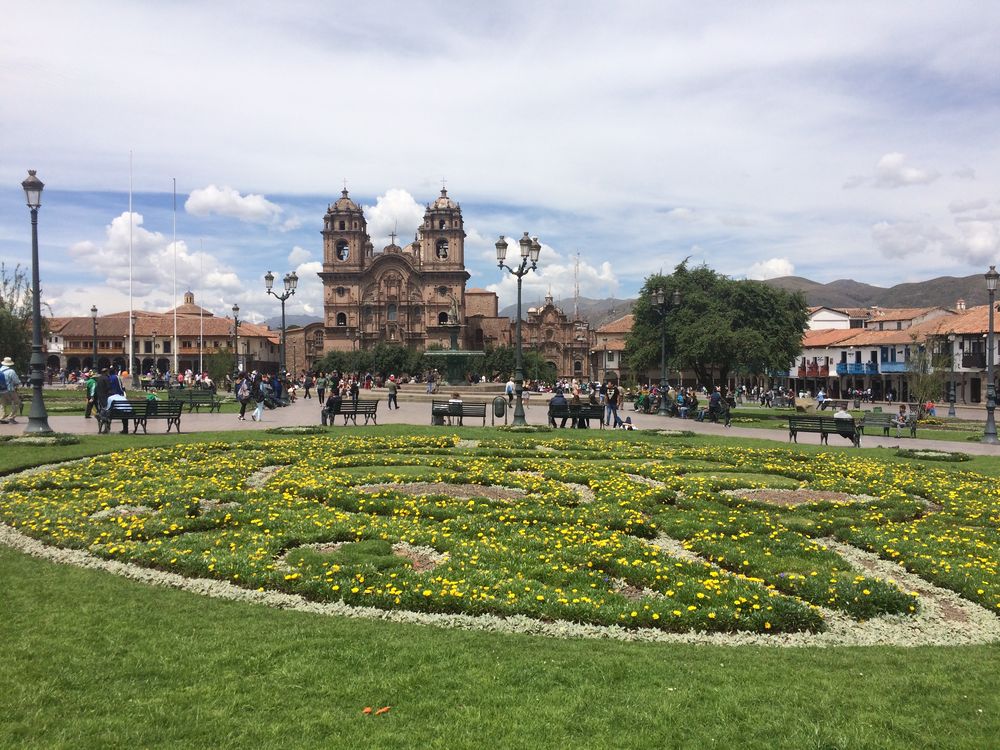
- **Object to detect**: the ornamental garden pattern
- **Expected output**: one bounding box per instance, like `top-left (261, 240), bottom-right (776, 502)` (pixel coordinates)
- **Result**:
top-left (1, 434), bottom-right (998, 641)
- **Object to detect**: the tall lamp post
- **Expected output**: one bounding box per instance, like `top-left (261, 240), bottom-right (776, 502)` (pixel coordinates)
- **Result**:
top-left (232, 304), bottom-right (241, 373)
top-left (265, 270), bottom-right (297, 374)
top-left (21, 170), bottom-right (52, 434)
top-left (984, 265), bottom-right (998, 444)
top-left (91, 305), bottom-right (99, 370)
top-left (496, 233), bottom-right (541, 426)
top-left (948, 333), bottom-right (957, 417)
top-left (654, 287), bottom-right (682, 416)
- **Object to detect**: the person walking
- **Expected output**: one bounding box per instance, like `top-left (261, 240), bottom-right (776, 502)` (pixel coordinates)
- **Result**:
top-left (235, 372), bottom-right (252, 421)
top-left (251, 372), bottom-right (266, 422)
top-left (316, 372), bottom-right (327, 403)
top-left (84, 369), bottom-right (97, 419)
top-left (387, 375), bottom-right (399, 409)
top-left (0, 356), bottom-right (22, 424)
top-left (605, 380), bottom-right (622, 427)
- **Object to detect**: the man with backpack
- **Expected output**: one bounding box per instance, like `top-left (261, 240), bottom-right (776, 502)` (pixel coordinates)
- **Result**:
top-left (0, 356), bottom-right (22, 424)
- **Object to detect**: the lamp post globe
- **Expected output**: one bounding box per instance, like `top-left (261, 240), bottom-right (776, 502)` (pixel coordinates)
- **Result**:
top-left (655, 287), bottom-right (681, 417)
top-left (265, 270), bottom-right (296, 375)
top-left (497, 233), bottom-right (541, 426)
top-left (20, 170), bottom-right (52, 433)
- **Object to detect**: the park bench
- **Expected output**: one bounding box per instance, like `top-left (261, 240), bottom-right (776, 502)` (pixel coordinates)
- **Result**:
top-left (787, 415), bottom-right (860, 447)
top-left (861, 412), bottom-right (918, 438)
top-left (168, 389), bottom-right (223, 413)
top-left (97, 399), bottom-right (183, 434)
top-left (431, 399), bottom-right (488, 426)
top-left (331, 398), bottom-right (379, 426)
top-left (547, 403), bottom-right (606, 430)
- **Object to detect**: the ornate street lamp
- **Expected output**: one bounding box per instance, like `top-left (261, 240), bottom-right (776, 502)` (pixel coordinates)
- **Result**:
top-left (91, 305), bottom-right (99, 371)
top-left (232, 303), bottom-right (241, 372)
top-left (496, 232), bottom-right (541, 426)
top-left (20, 170), bottom-right (52, 433)
top-left (653, 287), bottom-right (682, 416)
top-left (984, 265), bottom-right (999, 444)
top-left (265, 270), bottom-right (297, 374)
top-left (948, 333), bottom-right (957, 417)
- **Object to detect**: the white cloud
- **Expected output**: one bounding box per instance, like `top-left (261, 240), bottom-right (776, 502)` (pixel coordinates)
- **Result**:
top-left (484, 242), bottom-right (618, 308)
top-left (364, 189), bottom-right (424, 248)
top-left (185, 185), bottom-right (284, 224)
top-left (288, 261), bottom-right (324, 316)
top-left (60, 211), bottom-right (243, 316)
top-left (871, 220), bottom-right (956, 258)
top-left (288, 246), bottom-right (311, 265)
top-left (949, 198), bottom-right (990, 214)
top-left (747, 258), bottom-right (795, 280)
top-left (872, 152), bottom-right (939, 189)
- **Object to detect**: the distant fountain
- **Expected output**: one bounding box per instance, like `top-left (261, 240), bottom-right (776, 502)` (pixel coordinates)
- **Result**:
top-left (423, 298), bottom-right (482, 386)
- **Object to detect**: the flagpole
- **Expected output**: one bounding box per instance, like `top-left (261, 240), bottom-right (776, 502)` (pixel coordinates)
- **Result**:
top-left (172, 177), bottom-right (178, 376)
top-left (199, 240), bottom-right (204, 374)
top-left (129, 150), bottom-right (137, 388)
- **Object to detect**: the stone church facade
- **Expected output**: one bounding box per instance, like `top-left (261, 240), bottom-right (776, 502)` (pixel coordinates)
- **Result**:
top-left (320, 187), bottom-right (505, 352)
top-left (316, 186), bottom-right (594, 378)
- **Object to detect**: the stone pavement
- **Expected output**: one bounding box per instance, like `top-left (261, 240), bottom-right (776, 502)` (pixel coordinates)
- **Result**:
top-left (2, 390), bottom-right (999, 456)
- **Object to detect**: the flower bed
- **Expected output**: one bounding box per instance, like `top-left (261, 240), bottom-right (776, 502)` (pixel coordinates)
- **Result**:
top-left (1, 435), bottom-right (998, 638)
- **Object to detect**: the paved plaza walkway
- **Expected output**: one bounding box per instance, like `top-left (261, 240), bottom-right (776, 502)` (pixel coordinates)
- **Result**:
top-left (3, 388), bottom-right (999, 457)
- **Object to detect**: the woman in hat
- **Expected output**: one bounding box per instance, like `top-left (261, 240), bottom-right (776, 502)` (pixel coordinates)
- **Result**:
top-left (0, 356), bottom-right (22, 424)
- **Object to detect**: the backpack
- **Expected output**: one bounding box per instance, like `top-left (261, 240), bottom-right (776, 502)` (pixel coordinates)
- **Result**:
top-left (0, 368), bottom-right (7, 392)
top-left (237, 380), bottom-right (250, 401)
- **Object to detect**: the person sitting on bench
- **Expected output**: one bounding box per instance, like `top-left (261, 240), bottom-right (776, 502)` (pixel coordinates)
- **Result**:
top-left (322, 389), bottom-right (342, 426)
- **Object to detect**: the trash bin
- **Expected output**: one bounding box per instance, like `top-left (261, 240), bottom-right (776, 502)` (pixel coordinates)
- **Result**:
top-left (853, 398), bottom-right (861, 409)
top-left (492, 396), bottom-right (508, 425)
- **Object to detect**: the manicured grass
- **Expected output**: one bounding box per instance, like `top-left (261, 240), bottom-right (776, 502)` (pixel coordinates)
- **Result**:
top-left (2, 545), bottom-right (998, 749)
top-left (3, 426), bottom-right (1000, 747)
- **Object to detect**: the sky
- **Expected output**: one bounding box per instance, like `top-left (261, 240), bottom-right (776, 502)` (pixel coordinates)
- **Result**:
top-left (2, 1), bottom-right (1000, 324)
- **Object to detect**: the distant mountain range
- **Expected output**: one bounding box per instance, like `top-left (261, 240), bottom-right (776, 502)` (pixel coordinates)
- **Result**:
top-left (760, 274), bottom-right (989, 310)
top-left (267, 274), bottom-right (985, 334)
top-left (265, 314), bottom-right (322, 330)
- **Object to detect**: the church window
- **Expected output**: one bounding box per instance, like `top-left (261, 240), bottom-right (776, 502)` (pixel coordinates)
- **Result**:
top-left (336, 286), bottom-right (346, 297)
top-left (364, 306), bottom-right (373, 321)
top-left (336, 240), bottom-right (350, 261)
top-left (438, 285), bottom-right (449, 296)
top-left (338, 220), bottom-right (345, 230)
top-left (336, 313), bottom-right (347, 327)
top-left (387, 303), bottom-right (398, 322)
top-left (438, 311), bottom-right (450, 325)
top-left (573, 361), bottom-right (582, 373)
top-left (436, 239), bottom-right (449, 259)
top-left (439, 219), bottom-right (446, 230)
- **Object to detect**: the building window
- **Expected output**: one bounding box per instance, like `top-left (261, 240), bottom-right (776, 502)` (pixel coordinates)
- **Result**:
top-left (436, 239), bottom-right (449, 259)
top-left (607, 351), bottom-right (615, 363)
top-left (336, 313), bottom-right (347, 327)
top-left (573, 361), bottom-right (582, 373)
top-left (336, 240), bottom-right (350, 261)
top-left (438, 311), bottom-right (449, 325)
top-left (387, 303), bottom-right (398, 322)
top-left (338, 220), bottom-right (345, 230)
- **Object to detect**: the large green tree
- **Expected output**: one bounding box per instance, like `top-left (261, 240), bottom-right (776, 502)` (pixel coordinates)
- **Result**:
top-left (625, 262), bottom-right (808, 387)
top-left (0, 264), bottom-right (33, 373)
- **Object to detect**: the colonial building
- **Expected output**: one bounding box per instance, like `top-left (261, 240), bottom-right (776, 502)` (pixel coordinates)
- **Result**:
top-left (516, 292), bottom-right (594, 380)
top-left (49, 292), bottom-right (280, 375)
top-left (319, 187), bottom-right (494, 352)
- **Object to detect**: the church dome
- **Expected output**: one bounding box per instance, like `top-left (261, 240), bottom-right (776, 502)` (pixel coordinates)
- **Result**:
top-left (329, 188), bottom-right (361, 214)
top-left (430, 187), bottom-right (459, 210)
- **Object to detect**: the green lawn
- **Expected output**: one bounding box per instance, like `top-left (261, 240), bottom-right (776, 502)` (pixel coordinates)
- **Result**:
top-left (2, 426), bottom-right (999, 749)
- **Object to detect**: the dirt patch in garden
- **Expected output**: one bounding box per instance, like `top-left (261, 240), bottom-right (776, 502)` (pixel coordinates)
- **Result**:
top-left (90, 505), bottom-right (156, 521)
top-left (360, 482), bottom-right (525, 502)
top-left (277, 540), bottom-right (447, 573)
top-left (246, 465), bottom-right (287, 489)
top-left (726, 488), bottom-right (873, 507)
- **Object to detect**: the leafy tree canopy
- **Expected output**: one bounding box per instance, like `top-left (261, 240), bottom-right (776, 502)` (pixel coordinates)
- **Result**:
top-left (625, 261), bottom-right (808, 387)
top-left (0, 263), bottom-right (34, 373)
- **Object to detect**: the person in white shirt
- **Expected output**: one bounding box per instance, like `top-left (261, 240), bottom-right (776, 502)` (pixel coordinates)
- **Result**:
top-left (0, 356), bottom-right (22, 424)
